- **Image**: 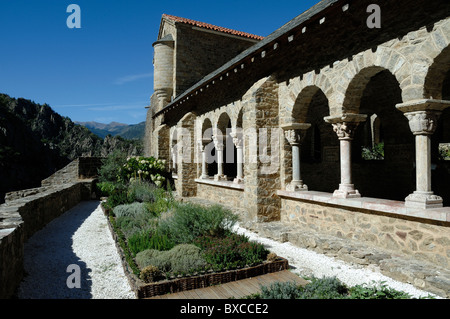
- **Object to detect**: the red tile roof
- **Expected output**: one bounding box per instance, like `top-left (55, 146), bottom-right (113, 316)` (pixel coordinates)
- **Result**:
top-left (162, 14), bottom-right (264, 41)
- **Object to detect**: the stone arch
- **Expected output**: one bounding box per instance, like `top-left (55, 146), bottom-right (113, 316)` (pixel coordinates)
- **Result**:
top-left (291, 85), bottom-right (326, 123)
top-left (350, 68), bottom-right (414, 201)
top-left (215, 111), bottom-right (235, 179)
top-left (424, 45), bottom-right (450, 100)
top-left (338, 46), bottom-right (412, 111)
top-left (342, 66), bottom-right (390, 114)
top-left (284, 71), bottom-right (334, 123)
top-left (200, 117), bottom-right (213, 139)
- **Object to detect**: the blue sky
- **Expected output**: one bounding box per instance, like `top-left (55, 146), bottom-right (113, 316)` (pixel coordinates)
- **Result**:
top-left (0, 0), bottom-right (320, 125)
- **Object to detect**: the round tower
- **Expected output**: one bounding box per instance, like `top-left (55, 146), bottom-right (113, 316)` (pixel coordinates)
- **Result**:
top-left (152, 34), bottom-right (174, 111)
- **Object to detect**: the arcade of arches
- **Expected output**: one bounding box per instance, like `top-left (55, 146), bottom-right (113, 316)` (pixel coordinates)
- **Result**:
top-left (146, 1), bottom-right (450, 274)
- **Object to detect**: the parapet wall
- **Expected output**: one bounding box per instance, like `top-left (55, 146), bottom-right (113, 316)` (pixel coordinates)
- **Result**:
top-left (0, 157), bottom-right (102, 299)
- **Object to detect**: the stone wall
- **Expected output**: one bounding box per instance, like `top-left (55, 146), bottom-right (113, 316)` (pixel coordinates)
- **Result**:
top-left (0, 157), bottom-right (101, 299)
top-left (195, 181), bottom-right (244, 209)
top-left (278, 195), bottom-right (450, 269)
top-left (174, 23), bottom-right (260, 97)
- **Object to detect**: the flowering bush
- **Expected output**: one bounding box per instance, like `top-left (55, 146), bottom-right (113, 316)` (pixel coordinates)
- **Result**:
top-left (118, 156), bottom-right (167, 187)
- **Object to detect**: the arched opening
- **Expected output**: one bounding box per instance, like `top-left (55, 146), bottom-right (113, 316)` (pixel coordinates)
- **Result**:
top-left (351, 69), bottom-right (414, 201)
top-left (201, 118), bottom-right (213, 178)
top-left (215, 112), bottom-right (236, 180)
top-left (291, 86), bottom-right (338, 193)
top-left (429, 47), bottom-right (450, 206)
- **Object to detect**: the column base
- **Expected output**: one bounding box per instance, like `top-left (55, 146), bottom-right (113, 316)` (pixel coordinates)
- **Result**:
top-left (214, 174), bottom-right (228, 181)
top-left (286, 181), bottom-right (308, 192)
top-left (405, 191), bottom-right (443, 209)
top-left (200, 174), bottom-right (210, 180)
top-left (233, 177), bottom-right (244, 184)
top-left (333, 184), bottom-right (361, 198)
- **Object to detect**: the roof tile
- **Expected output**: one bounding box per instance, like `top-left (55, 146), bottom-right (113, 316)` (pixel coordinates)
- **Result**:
top-left (162, 14), bottom-right (264, 40)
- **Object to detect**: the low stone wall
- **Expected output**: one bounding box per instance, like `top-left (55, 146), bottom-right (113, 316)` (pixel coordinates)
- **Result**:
top-left (0, 156), bottom-right (103, 299)
top-left (195, 179), bottom-right (245, 209)
top-left (0, 181), bottom-right (97, 298)
top-left (278, 192), bottom-right (450, 269)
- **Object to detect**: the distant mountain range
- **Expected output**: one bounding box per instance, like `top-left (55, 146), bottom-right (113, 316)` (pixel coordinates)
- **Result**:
top-left (0, 93), bottom-right (144, 203)
top-left (75, 121), bottom-right (146, 140)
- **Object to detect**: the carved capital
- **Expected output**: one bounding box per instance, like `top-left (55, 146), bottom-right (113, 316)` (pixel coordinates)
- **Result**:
top-left (332, 122), bottom-right (360, 140)
top-left (212, 135), bottom-right (224, 151)
top-left (404, 111), bottom-right (441, 136)
top-left (229, 131), bottom-right (243, 148)
top-left (284, 129), bottom-right (302, 145)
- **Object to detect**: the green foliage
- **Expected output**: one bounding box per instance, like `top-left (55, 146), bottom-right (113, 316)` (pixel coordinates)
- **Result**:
top-left (258, 281), bottom-right (302, 299)
top-left (348, 281), bottom-right (412, 299)
top-left (127, 229), bottom-right (154, 256)
top-left (362, 142), bottom-right (385, 160)
top-left (118, 156), bottom-right (167, 187)
top-left (297, 276), bottom-right (348, 299)
top-left (246, 277), bottom-right (422, 300)
top-left (439, 144), bottom-right (450, 161)
top-left (140, 265), bottom-right (163, 283)
top-left (194, 233), bottom-right (269, 270)
top-left (98, 150), bottom-right (128, 183)
top-left (135, 244), bottom-right (208, 277)
top-left (158, 203), bottom-right (239, 245)
top-left (115, 213), bottom-right (157, 239)
top-left (96, 181), bottom-right (119, 197)
top-left (113, 202), bottom-right (148, 218)
top-left (147, 230), bottom-right (176, 251)
top-left (108, 214), bottom-right (140, 277)
top-left (127, 180), bottom-right (158, 203)
top-left (102, 183), bottom-right (132, 211)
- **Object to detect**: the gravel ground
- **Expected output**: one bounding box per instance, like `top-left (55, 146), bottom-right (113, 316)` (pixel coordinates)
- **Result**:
top-left (17, 201), bottom-right (135, 299)
top-left (233, 224), bottom-right (441, 299)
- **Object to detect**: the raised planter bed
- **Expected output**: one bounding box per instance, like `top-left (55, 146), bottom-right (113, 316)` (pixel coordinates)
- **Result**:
top-left (101, 203), bottom-right (290, 299)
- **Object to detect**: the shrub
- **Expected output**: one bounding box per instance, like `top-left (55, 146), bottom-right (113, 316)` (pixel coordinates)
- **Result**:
top-left (147, 230), bottom-right (176, 251)
top-left (194, 233), bottom-right (269, 270)
top-left (157, 203), bottom-right (239, 244)
top-left (135, 244), bottom-right (208, 276)
top-left (98, 150), bottom-right (127, 183)
top-left (127, 180), bottom-right (158, 203)
top-left (103, 183), bottom-right (132, 211)
top-left (118, 156), bottom-right (167, 187)
top-left (128, 229), bottom-right (154, 256)
top-left (96, 181), bottom-right (118, 197)
top-left (259, 281), bottom-right (302, 299)
top-left (298, 276), bottom-right (348, 299)
top-left (115, 214), bottom-right (158, 238)
top-left (113, 202), bottom-right (148, 218)
top-left (140, 265), bottom-right (163, 283)
top-left (348, 281), bottom-right (412, 299)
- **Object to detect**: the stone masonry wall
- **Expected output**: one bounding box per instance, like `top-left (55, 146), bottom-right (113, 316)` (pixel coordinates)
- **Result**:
top-left (196, 182), bottom-right (244, 209)
top-left (279, 197), bottom-right (450, 269)
top-left (0, 157), bottom-right (101, 298)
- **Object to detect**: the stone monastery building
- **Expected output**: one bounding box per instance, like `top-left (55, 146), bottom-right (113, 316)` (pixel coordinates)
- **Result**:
top-left (145, 0), bottom-right (450, 271)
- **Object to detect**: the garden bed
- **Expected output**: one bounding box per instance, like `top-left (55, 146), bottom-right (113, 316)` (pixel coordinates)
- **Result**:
top-left (97, 153), bottom-right (290, 299)
top-left (101, 203), bottom-right (289, 298)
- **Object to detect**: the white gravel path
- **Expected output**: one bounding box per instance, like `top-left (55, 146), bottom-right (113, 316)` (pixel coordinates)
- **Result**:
top-left (18, 201), bottom-right (135, 299)
top-left (233, 224), bottom-right (441, 299)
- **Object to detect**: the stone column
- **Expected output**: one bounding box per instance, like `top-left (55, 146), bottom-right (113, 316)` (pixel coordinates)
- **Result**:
top-left (198, 138), bottom-right (211, 179)
top-left (325, 114), bottom-right (367, 199)
top-left (213, 134), bottom-right (227, 181)
top-left (281, 123), bottom-right (311, 192)
top-left (171, 144), bottom-right (177, 173)
top-left (230, 130), bottom-right (244, 184)
top-left (396, 99), bottom-right (450, 209)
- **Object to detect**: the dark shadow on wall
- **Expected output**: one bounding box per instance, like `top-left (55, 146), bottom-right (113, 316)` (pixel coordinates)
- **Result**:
top-left (16, 201), bottom-right (100, 299)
